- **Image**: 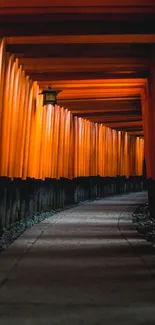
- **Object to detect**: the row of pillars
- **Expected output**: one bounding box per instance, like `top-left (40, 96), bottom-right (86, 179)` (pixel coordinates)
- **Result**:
top-left (0, 176), bottom-right (146, 231)
top-left (141, 55), bottom-right (155, 220)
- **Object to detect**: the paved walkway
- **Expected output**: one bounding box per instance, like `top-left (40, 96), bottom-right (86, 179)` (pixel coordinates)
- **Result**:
top-left (0, 192), bottom-right (155, 325)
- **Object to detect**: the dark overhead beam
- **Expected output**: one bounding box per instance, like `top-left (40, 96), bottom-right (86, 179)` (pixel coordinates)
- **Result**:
top-left (1, 19), bottom-right (155, 36)
top-left (112, 126), bottom-right (143, 130)
top-left (102, 121), bottom-right (142, 126)
top-left (32, 72), bottom-right (147, 81)
top-left (72, 111), bottom-right (141, 116)
top-left (19, 57), bottom-right (148, 63)
top-left (6, 43), bottom-right (153, 59)
top-left (74, 111), bottom-right (142, 117)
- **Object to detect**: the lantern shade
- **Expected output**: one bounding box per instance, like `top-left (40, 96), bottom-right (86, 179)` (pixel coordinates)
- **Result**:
top-left (40, 85), bottom-right (61, 106)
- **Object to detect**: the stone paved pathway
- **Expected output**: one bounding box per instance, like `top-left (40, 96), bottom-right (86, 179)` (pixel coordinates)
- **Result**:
top-left (0, 192), bottom-right (155, 325)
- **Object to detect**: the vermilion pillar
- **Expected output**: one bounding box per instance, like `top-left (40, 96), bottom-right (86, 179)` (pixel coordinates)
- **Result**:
top-left (141, 54), bottom-right (155, 218)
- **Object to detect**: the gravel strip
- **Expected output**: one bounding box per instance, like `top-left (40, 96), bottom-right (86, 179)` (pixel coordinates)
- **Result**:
top-left (0, 201), bottom-right (90, 253)
top-left (132, 202), bottom-right (155, 243)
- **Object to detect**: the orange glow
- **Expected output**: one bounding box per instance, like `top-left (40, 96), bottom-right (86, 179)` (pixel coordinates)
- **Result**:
top-left (0, 40), bottom-right (144, 179)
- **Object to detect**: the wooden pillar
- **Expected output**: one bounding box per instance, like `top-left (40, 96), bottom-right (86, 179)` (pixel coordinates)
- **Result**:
top-left (141, 54), bottom-right (155, 219)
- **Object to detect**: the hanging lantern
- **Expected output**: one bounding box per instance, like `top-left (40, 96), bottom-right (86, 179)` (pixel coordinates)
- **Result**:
top-left (40, 85), bottom-right (61, 106)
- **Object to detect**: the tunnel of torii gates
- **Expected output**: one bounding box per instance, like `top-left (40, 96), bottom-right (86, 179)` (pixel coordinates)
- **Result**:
top-left (0, 39), bottom-right (144, 179)
top-left (1, 0), bottom-right (155, 224)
